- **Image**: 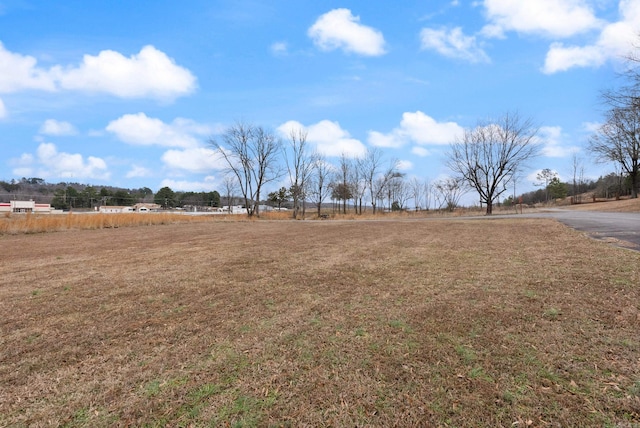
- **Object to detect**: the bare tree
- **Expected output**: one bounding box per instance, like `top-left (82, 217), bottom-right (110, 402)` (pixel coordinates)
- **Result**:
top-left (283, 128), bottom-right (315, 219)
top-left (222, 174), bottom-right (238, 212)
top-left (535, 168), bottom-right (558, 203)
top-left (309, 155), bottom-right (333, 217)
top-left (589, 98), bottom-right (640, 198)
top-left (447, 112), bottom-right (539, 215)
top-left (350, 164), bottom-right (367, 214)
top-left (359, 148), bottom-right (399, 214)
top-left (336, 153), bottom-right (353, 214)
top-left (386, 174), bottom-right (409, 210)
top-left (210, 122), bottom-right (281, 217)
top-left (423, 179), bottom-right (432, 211)
top-left (571, 154), bottom-right (585, 204)
top-left (409, 177), bottom-right (424, 210)
top-left (433, 177), bottom-right (465, 212)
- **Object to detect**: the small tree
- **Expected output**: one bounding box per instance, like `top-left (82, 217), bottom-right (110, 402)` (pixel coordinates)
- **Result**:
top-left (535, 168), bottom-right (558, 202)
top-left (309, 155), bottom-right (333, 217)
top-left (433, 177), bottom-right (465, 212)
top-left (447, 112), bottom-right (539, 215)
top-left (268, 187), bottom-right (290, 210)
top-left (222, 175), bottom-right (238, 211)
top-left (548, 177), bottom-right (568, 200)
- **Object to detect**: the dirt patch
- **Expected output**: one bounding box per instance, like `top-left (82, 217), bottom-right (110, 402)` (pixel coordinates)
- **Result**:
top-left (1, 218), bottom-right (639, 427)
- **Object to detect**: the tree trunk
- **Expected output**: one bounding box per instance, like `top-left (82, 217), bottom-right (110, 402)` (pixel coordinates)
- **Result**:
top-left (486, 201), bottom-right (493, 215)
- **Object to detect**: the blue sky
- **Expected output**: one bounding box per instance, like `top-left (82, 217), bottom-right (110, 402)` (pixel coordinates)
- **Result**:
top-left (1, 0), bottom-right (638, 198)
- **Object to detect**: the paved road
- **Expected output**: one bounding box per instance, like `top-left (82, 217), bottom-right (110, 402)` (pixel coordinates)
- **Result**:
top-left (511, 209), bottom-right (640, 251)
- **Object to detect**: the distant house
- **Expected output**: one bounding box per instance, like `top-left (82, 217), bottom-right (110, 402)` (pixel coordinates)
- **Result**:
top-left (0, 200), bottom-right (51, 214)
top-left (98, 206), bottom-right (134, 213)
top-left (133, 203), bottom-right (161, 212)
top-left (219, 205), bottom-right (247, 214)
top-left (98, 203), bottom-right (161, 213)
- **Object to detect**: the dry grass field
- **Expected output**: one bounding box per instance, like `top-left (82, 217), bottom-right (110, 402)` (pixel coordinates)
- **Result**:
top-left (1, 216), bottom-right (639, 427)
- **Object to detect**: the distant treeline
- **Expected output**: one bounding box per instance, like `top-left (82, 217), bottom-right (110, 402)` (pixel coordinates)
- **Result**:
top-left (515, 172), bottom-right (636, 205)
top-left (0, 178), bottom-right (222, 210)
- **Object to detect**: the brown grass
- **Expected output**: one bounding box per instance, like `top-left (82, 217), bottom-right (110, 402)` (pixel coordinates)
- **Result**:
top-left (561, 196), bottom-right (640, 213)
top-left (0, 212), bottom-right (248, 235)
top-left (1, 218), bottom-right (639, 427)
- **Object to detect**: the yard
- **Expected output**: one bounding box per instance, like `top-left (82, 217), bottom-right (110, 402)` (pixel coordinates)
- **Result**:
top-left (1, 217), bottom-right (639, 427)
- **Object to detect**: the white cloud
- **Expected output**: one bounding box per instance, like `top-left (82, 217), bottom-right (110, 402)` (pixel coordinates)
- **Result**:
top-left (0, 41), bottom-right (56, 93)
top-left (543, 1), bottom-right (640, 73)
top-left (161, 147), bottom-right (225, 173)
top-left (537, 126), bottom-right (580, 157)
top-left (412, 146), bottom-right (431, 157)
top-left (420, 27), bottom-right (490, 63)
top-left (106, 113), bottom-right (211, 148)
top-left (160, 176), bottom-right (218, 192)
top-left (53, 45), bottom-right (196, 100)
top-left (278, 119), bottom-right (367, 157)
top-left (11, 142), bottom-right (109, 180)
top-left (0, 43), bottom-right (195, 101)
top-left (368, 111), bottom-right (464, 148)
top-left (308, 8), bottom-right (386, 56)
top-left (39, 119), bottom-right (77, 136)
top-left (582, 121), bottom-right (601, 133)
top-left (397, 160), bottom-right (413, 171)
top-left (368, 130), bottom-right (404, 148)
top-left (481, 0), bottom-right (602, 38)
top-left (0, 97), bottom-right (6, 119)
top-left (270, 41), bottom-right (288, 55)
top-left (126, 165), bottom-right (153, 178)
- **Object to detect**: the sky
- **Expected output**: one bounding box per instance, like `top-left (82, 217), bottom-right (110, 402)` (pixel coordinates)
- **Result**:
top-left (1, 0), bottom-right (639, 200)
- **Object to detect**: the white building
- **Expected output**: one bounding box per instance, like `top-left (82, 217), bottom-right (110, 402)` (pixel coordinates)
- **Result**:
top-left (0, 200), bottom-right (51, 213)
top-left (98, 206), bottom-right (134, 213)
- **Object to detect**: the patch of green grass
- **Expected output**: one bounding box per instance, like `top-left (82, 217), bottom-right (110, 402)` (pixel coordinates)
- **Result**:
top-left (388, 319), bottom-right (413, 333)
top-left (468, 366), bottom-right (493, 382)
top-left (26, 333), bottom-right (41, 344)
top-left (213, 393), bottom-right (277, 427)
top-left (354, 327), bottom-right (367, 337)
top-left (629, 380), bottom-right (640, 397)
top-left (543, 307), bottom-right (561, 320)
top-left (620, 338), bottom-right (638, 350)
top-left (143, 376), bottom-right (189, 398)
top-left (145, 379), bottom-right (162, 397)
top-left (611, 277), bottom-right (633, 288)
top-left (538, 367), bottom-right (560, 384)
top-left (455, 345), bottom-right (476, 365)
top-left (62, 407), bottom-right (89, 428)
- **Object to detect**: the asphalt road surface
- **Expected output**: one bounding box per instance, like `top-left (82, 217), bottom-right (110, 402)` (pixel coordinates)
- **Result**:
top-left (516, 209), bottom-right (640, 251)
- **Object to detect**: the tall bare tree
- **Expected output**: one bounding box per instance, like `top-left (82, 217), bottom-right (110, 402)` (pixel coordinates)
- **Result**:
top-left (309, 154), bottom-right (333, 217)
top-left (336, 153), bottom-right (353, 214)
top-left (589, 95), bottom-right (640, 198)
top-left (359, 148), bottom-right (399, 214)
top-left (283, 128), bottom-right (315, 219)
top-left (210, 122), bottom-right (281, 217)
top-left (221, 174), bottom-right (238, 211)
top-left (409, 177), bottom-right (424, 211)
top-left (447, 112), bottom-right (539, 215)
top-left (423, 179), bottom-right (432, 211)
